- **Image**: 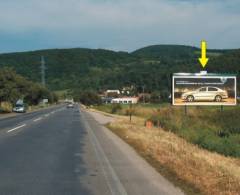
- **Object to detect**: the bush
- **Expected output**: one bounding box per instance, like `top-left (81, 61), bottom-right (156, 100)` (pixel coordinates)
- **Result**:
top-left (73, 90), bottom-right (102, 106)
top-left (148, 106), bottom-right (240, 157)
top-left (111, 104), bottom-right (122, 114)
top-left (150, 91), bottom-right (161, 103)
top-left (125, 106), bottom-right (136, 116)
top-left (0, 102), bottom-right (12, 113)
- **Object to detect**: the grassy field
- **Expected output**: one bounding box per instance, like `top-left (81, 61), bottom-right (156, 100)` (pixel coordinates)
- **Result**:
top-left (104, 115), bottom-right (240, 195)
top-left (94, 103), bottom-right (240, 158)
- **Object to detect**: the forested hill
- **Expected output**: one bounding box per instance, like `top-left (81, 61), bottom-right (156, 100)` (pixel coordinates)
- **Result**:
top-left (0, 45), bottom-right (239, 93)
top-left (133, 45), bottom-right (233, 60)
top-left (0, 48), bottom-right (136, 90)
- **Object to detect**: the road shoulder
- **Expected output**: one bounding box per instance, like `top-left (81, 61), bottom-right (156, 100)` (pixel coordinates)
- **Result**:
top-left (84, 108), bottom-right (185, 195)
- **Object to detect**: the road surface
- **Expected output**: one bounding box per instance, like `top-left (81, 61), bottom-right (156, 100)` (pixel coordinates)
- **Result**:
top-left (0, 104), bottom-right (184, 195)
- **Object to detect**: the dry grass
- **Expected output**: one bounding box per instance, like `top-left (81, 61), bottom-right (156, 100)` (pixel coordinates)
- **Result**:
top-left (107, 116), bottom-right (240, 195)
top-left (0, 101), bottom-right (13, 113)
top-left (131, 105), bottom-right (158, 118)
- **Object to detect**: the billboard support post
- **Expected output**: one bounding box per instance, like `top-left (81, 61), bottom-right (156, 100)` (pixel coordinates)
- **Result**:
top-left (184, 105), bottom-right (187, 115)
top-left (221, 105), bottom-right (223, 112)
top-left (129, 103), bottom-right (132, 123)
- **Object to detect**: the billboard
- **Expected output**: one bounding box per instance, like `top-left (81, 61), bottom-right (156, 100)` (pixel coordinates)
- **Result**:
top-left (172, 73), bottom-right (237, 106)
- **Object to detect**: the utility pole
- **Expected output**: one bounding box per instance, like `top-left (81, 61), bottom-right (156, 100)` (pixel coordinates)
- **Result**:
top-left (41, 56), bottom-right (46, 86)
top-left (142, 85), bottom-right (145, 104)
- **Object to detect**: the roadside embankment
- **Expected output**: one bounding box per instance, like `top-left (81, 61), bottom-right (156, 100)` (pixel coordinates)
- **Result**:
top-left (90, 107), bottom-right (240, 195)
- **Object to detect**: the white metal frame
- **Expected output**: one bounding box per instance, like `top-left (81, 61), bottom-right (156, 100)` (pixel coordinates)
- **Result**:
top-left (172, 75), bottom-right (237, 106)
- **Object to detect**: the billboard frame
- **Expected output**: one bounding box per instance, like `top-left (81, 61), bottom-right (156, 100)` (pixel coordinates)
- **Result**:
top-left (172, 73), bottom-right (237, 106)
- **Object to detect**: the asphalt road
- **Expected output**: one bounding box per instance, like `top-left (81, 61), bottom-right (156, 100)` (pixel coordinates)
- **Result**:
top-left (0, 104), bottom-right (184, 195)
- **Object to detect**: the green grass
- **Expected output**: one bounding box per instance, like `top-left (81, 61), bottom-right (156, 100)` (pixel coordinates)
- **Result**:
top-left (94, 104), bottom-right (129, 114)
top-left (149, 106), bottom-right (240, 157)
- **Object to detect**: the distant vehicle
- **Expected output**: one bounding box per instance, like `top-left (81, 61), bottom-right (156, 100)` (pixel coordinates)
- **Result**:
top-left (67, 103), bottom-right (74, 108)
top-left (181, 87), bottom-right (228, 102)
top-left (12, 104), bottom-right (27, 113)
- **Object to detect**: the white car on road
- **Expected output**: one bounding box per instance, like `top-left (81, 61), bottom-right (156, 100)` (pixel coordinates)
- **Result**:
top-left (12, 104), bottom-right (27, 113)
top-left (67, 103), bottom-right (74, 108)
top-left (181, 87), bottom-right (228, 102)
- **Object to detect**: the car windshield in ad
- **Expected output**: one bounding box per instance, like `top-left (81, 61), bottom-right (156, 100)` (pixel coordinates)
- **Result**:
top-left (172, 74), bottom-right (237, 106)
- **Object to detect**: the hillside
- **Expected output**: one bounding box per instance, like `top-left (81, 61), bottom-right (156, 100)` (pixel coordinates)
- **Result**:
top-left (132, 45), bottom-right (199, 59)
top-left (0, 45), bottom-right (239, 95)
top-left (132, 45), bottom-right (233, 59)
top-left (0, 48), bottom-right (136, 90)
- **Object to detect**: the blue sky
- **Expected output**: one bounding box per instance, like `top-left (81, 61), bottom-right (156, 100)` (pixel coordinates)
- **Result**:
top-left (0, 0), bottom-right (240, 53)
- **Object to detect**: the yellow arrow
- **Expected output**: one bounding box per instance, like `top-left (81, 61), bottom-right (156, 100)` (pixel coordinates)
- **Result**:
top-left (199, 40), bottom-right (209, 68)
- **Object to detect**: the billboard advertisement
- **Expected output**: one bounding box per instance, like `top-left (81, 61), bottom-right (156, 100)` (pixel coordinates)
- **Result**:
top-left (172, 73), bottom-right (237, 106)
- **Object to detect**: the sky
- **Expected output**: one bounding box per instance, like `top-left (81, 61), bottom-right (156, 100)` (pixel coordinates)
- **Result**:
top-left (0, 0), bottom-right (240, 53)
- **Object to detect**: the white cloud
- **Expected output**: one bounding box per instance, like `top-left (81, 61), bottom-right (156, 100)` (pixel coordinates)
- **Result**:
top-left (0, 0), bottom-right (239, 51)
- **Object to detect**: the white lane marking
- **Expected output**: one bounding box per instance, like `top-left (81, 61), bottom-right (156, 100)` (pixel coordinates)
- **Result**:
top-left (5, 107), bottom-right (64, 134)
top-left (33, 117), bottom-right (42, 122)
top-left (7, 124), bottom-right (26, 133)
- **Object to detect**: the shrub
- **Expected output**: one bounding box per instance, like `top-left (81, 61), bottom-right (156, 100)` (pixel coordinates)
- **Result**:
top-left (125, 106), bottom-right (136, 116)
top-left (73, 90), bottom-right (102, 106)
top-left (0, 102), bottom-right (12, 113)
top-left (111, 104), bottom-right (122, 114)
top-left (148, 106), bottom-right (240, 157)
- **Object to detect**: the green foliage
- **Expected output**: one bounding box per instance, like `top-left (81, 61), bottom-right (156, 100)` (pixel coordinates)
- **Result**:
top-left (125, 105), bottom-right (136, 116)
top-left (132, 45), bottom-right (199, 59)
top-left (111, 104), bottom-right (122, 114)
top-left (150, 91), bottom-right (161, 103)
top-left (72, 90), bottom-right (101, 106)
top-left (149, 106), bottom-right (240, 157)
top-left (0, 48), bottom-right (136, 91)
top-left (0, 68), bottom-right (57, 106)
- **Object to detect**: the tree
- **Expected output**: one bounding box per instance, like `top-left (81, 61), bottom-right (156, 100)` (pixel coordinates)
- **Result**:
top-left (72, 89), bottom-right (101, 106)
top-left (0, 68), bottom-right (58, 106)
top-left (150, 91), bottom-right (161, 103)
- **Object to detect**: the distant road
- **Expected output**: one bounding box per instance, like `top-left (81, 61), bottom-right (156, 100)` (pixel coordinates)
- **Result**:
top-left (0, 105), bottom-right (184, 195)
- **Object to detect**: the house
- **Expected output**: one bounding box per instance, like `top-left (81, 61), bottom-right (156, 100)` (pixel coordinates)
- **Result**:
top-left (106, 90), bottom-right (120, 94)
top-left (111, 97), bottom-right (138, 104)
top-left (105, 90), bottom-right (121, 97)
top-left (101, 97), bottom-right (114, 104)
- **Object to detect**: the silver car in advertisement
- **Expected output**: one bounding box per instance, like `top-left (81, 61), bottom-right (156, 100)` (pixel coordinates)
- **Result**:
top-left (181, 87), bottom-right (228, 102)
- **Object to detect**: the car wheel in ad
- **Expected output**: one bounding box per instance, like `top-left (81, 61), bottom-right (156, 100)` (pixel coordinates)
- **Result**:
top-left (187, 95), bottom-right (194, 102)
top-left (215, 95), bottom-right (222, 102)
